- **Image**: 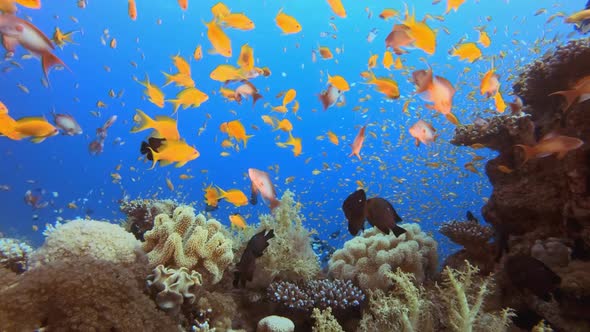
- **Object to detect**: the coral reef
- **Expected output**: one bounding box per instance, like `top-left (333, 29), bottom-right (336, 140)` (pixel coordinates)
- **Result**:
top-left (530, 237), bottom-right (571, 269)
top-left (257, 315), bottom-right (295, 332)
top-left (143, 205), bottom-right (234, 285)
top-left (0, 237), bottom-right (32, 273)
top-left (245, 190), bottom-right (320, 288)
top-left (120, 198), bottom-right (177, 240)
top-left (193, 290), bottom-right (241, 331)
top-left (439, 219), bottom-right (494, 254)
top-left (267, 279), bottom-right (365, 312)
top-left (0, 257), bottom-right (177, 331)
top-left (146, 264), bottom-right (202, 316)
top-left (29, 219), bottom-right (142, 268)
top-left (328, 223), bottom-right (438, 290)
top-left (311, 307), bottom-right (344, 332)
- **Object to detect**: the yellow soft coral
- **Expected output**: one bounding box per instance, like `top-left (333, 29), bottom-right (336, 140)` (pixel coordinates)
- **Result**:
top-left (328, 223), bottom-right (437, 290)
top-left (311, 307), bottom-right (344, 332)
top-left (143, 205), bottom-right (234, 284)
top-left (244, 190), bottom-right (320, 287)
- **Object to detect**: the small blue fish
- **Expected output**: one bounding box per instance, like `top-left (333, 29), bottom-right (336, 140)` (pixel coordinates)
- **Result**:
top-left (367, 28), bottom-right (378, 43)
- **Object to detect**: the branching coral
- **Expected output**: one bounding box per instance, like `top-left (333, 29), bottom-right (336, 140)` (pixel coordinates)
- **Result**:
top-left (267, 279), bottom-right (365, 312)
top-left (120, 198), bottom-right (177, 240)
top-left (311, 307), bottom-right (345, 332)
top-left (0, 257), bottom-right (177, 331)
top-left (328, 223), bottom-right (437, 290)
top-left (437, 261), bottom-right (514, 332)
top-left (29, 219), bottom-right (142, 268)
top-left (0, 237), bottom-right (32, 273)
top-left (439, 219), bottom-right (494, 255)
top-left (357, 268), bottom-right (433, 332)
top-left (245, 190), bottom-right (320, 288)
top-left (146, 264), bottom-right (202, 316)
top-left (143, 205), bottom-right (234, 284)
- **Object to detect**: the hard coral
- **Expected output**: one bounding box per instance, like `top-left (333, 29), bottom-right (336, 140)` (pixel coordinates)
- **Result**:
top-left (439, 219), bottom-right (494, 254)
top-left (328, 223), bottom-right (437, 290)
top-left (0, 237), bottom-right (32, 273)
top-left (29, 219), bottom-right (142, 268)
top-left (0, 257), bottom-right (177, 331)
top-left (257, 315), bottom-right (295, 332)
top-left (121, 198), bottom-right (177, 240)
top-left (146, 264), bottom-right (202, 316)
top-left (246, 190), bottom-right (320, 288)
top-left (143, 205), bottom-right (234, 285)
top-left (267, 279), bottom-right (365, 312)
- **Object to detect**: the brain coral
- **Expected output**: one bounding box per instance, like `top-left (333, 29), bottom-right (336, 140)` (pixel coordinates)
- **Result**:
top-left (328, 223), bottom-right (438, 290)
top-left (0, 257), bottom-right (176, 331)
top-left (29, 219), bottom-right (142, 268)
top-left (143, 205), bottom-right (234, 285)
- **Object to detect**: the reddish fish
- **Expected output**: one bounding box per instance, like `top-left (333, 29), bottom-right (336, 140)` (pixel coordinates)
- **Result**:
top-left (248, 168), bottom-right (280, 210)
top-left (515, 133), bottom-right (584, 165)
top-left (349, 125), bottom-right (367, 160)
top-left (0, 15), bottom-right (66, 79)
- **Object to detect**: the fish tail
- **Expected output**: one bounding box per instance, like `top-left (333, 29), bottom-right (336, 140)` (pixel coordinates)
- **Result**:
top-left (391, 225), bottom-right (406, 237)
top-left (169, 99), bottom-right (181, 114)
top-left (41, 51), bottom-right (66, 80)
top-left (252, 92), bottom-right (263, 107)
top-left (243, 134), bottom-right (254, 148)
top-left (147, 147), bottom-right (159, 169)
top-left (514, 144), bottom-right (534, 166)
top-left (270, 198), bottom-right (281, 211)
top-left (130, 109), bottom-right (154, 133)
top-left (161, 72), bottom-right (173, 87)
top-left (549, 89), bottom-right (579, 111)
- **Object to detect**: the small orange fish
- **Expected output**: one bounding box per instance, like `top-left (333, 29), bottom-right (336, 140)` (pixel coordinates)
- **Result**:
top-left (221, 13), bottom-right (255, 30)
top-left (177, 0), bottom-right (188, 11)
top-left (128, 0), bottom-right (137, 20)
top-left (452, 42), bottom-right (482, 63)
top-left (409, 120), bottom-right (437, 146)
top-left (204, 19), bottom-right (232, 57)
top-left (326, 0), bottom-right (346, 18)
top-left (319, 46), bottom-right (333, 59)
top-left (549, 75), bottom-right (590, 111)
top-left (217, 187), bottom-right (249, 207)
top-left (275, 9), bottom-right (301, 34)
top-left (193, 45), bottom-right (203, 61)
top-left (229, 213), bottom-right (248, 229)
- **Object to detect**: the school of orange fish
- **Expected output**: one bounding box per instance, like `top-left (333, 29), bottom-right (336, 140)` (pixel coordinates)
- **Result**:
top-left (1, 0), bottom-right (589, 232)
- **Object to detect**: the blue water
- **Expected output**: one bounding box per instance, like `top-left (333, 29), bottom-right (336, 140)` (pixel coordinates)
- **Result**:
top-left (0, 0), bottom-right (581, 260)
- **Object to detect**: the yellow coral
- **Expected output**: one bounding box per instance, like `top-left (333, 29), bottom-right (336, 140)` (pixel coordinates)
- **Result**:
top-left (311, 307), bottom-right (344, 332)
top-left (143, 205), bottom-right (234, 284)
top-left (29, 219), bottom-right (142, 268)
top-left (244, 190), bottom-right (320, 287)
top-left (328, 224), bottom-right (437, 290)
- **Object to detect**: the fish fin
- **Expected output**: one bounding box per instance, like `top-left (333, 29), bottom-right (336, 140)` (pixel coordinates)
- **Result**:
top-left (175, 161), bottom-right (188, 168)
top-left (391, 225), bottom-right (406, 237)
top-left (249, 182), bottom-right (258, 205)
top-left (415, 138), bottom-right (420, 147)
top-left (147, 148), bottom-right (159, 169)
top-left (41, 51), bottom-right (66, 80)
top-left (2, 35), bottom-right (18, 53)
top-left (549, 89), bottom-right (579, 111)
top-left (270, 198), bottom-right (280, 211)
top-left (130, 109), bottom-right (154, 133)
top-left (158, 160), bottom-right (172, 167)
top-left (556, 151), bottom-right (568, 160)
top-left (30, 136), bottom-right (46, 143)
top-left (252, 92), bottom-right (263, 107)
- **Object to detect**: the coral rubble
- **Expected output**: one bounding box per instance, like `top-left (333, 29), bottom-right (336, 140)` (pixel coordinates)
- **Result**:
top-left (328, 223), bottom-right (437, 290)
top-left (0, 237), bottom-right (32, 273)
top-left (142, 205), bottom-right (234, 285)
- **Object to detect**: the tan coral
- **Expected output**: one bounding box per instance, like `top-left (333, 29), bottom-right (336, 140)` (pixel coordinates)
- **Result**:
top-left (244, 190), bottom-right (320, 288)
top-left (146, 265), bottom-right (202, 315)
top-left (311, 307), bottom-right (345, 332)
top-left (143, 205), bottom-right (233, 285)
top-left (29, 219), bottom-right (142, 268)
top-left (257, 315), bottom-right (295, 332)
top-left (328, 223), bottom-right (437, 290)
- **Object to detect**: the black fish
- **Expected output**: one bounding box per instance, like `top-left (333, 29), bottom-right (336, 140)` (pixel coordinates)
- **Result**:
top-left (140, 137), bottom-right (166, 161)
top-left (466, 211), bottom-right (478, 223)
top-left (505, 254), bottom-right (561, 301)
top-left (366, 197), bottom-right (406, 237)
top-left (342, 189), bottom-right (367, 236)
top-left (234, 229), bottom-right (274, 288)
top-left (342, 189), bottom-right (405, 237)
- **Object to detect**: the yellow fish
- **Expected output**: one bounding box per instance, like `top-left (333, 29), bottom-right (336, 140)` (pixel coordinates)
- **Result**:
top-left (275, 9), bottom-right (302, 34)
top-left (134, 75), bottom-right (165, 108)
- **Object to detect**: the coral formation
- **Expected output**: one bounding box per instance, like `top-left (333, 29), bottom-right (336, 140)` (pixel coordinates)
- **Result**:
top-left (146, 264), bottom-right (202, 315)
top-left (311, 307), bottom-right (345, 332)
top-left (0, 257), bottom-right (177, 331)
top-left (267, 279), bottom-right (365, 312)
top-left (143, 205), bottom-right (234, 284)
top-left (120, 198), bottom-right (177, 240)
top-left (194, 290), bottom-right (240, 331)
top-left (0, 237), bottom-right (32, 273)
top-left (328, 223), bottom-right (437, 290)
top-left (439, 219), bottom-right (494, 254)
top-left (257, 315), bottom-right (295, 332)
top-left (245, 190), bottom-right (320, 288)
top-left (29, 219), bottom-right (142, 268)
top-left (530, 238), bottom-right (572, 269)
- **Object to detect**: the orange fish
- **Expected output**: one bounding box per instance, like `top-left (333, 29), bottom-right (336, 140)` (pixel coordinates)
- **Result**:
top-left (248, 168), bottom-right (280, 210)
top-left (168, 87), bottom-right (209, 113)
top-left (349, 125), bottom-right (367, 160)
top-left (366, 73), bottom-right (399, 100)
top-left (480, 69), bottom-right (500, 97)
top-left (478, 30), bottom-right (491, 48)
top-left (13, 117), bottom-right (59, 143)
top-left (134, 75), bottom-right (165, 108)
top-left (211, 2), bottom-right (230, 19)
top-left (319, 46), bottom-right (333, 59)
top-left (131, 109), bottom-right (180, 141)
top-left (326, 0), bottom-right (346, 18)
top-left (237, 44), bottom-right (254, 71)
top-left (515, 133), bottom-right (584, 165)
top-left (177, 0), bottom-right (188, 10)
top-left (0, 102), bottom-right (21, 140)
top-left (379, 8), bottom-right (398, 20)
top-left (204, 184), bottom-right (220, 211)
top-left (385, 24), bottom-right (414, 55)
top-left (277, 132), bottom-right (302, 156)
top-left (229, 213), bottom-right (248, 229)
top-left (220, 120), bottom-right (253, 147)
top-left (401, 5), bottom-right (436, 54)
top-left (204, 19), bottom-right (232, 57)
top-left (0, 15), bottom-right (66, 80)
top-left (221, 13), bottom-right (255, 30)
top-left (412, 66), bottom-right (459, 125)
top-left (452, 42), bottom-right (482, 63)
top-left (327, 74), bottom-right (350, 92)
top-left (147, 139), bottom-right (200, 169)
top-left (445, 0), bottom-right (466, 14)
top-left (217, 187), bottom-right (249, 207)
top-left (128, 0), bottom-right (137, 20)
top-left (193, 45), bottom-right (202, 61)
top-left (275, 9), bottom-right (301, 34)
top-left (549, 75), bottom-right (590, 111)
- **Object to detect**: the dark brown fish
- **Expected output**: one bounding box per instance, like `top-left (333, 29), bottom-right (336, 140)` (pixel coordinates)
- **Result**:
top-left (385, 24), bottom-right (413, 55)
top-left (140, 137), bottom-right (166, 161)
top-left (366, 197), bottom-right (405, 237)
top-left (342, 189), bottom-right (367, 235)
top-left (505, 254), bottom-right (561, 301)
top-left (234, 229), bottom-right (275, 288)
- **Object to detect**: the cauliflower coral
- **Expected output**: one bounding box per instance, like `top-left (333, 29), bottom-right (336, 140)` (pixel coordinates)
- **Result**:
top-left (328, 223), bottom-right (438, 290)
